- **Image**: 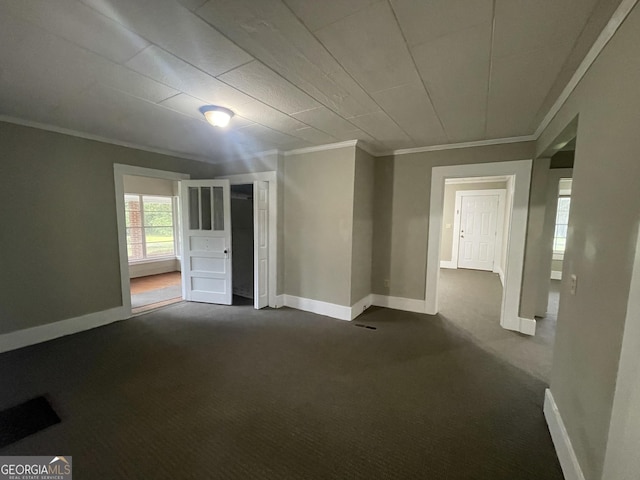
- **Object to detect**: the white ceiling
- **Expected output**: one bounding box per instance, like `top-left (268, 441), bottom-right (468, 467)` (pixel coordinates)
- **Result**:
top-left (0, 0), bottom-right (614, 161)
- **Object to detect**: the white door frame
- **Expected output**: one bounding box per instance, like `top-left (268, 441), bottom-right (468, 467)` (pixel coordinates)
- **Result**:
top-left (451, 189), bottom-right (506, 272)
top-left (113, 164), bottom-right (190, 316)
top-left (217, 171), bottom-right (278, 309)
top-left (426, 160), bottom-right (534, 335)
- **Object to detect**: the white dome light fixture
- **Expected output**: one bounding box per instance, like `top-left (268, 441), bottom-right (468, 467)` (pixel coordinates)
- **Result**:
top-left (200, 105), bottom-right (234, 128)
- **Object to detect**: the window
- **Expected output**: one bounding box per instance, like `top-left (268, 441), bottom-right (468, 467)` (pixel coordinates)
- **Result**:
top-left (553, 196), bottom-right (571, 260)
top-left (125, 195), bottom-right (176, 261)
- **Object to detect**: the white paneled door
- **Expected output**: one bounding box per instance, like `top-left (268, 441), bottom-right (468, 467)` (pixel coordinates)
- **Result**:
top-left (180, 180), bottom-right (232, 305)
top-left (253, 181), bottom-right (269, 309)
top-left (458, 194), bottom-right (499, 271)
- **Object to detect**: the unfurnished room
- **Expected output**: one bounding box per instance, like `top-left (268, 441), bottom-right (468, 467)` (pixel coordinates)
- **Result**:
top-left (1, 1), bottom-right (640, 479)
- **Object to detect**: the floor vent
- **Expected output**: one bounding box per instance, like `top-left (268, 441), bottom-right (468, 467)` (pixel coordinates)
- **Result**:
top-left (354, 323), bottom-right (377, 330)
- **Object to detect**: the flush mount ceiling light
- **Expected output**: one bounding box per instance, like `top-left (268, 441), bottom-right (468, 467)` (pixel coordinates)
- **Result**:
top-left (199, 105), bottom-right (234, 128)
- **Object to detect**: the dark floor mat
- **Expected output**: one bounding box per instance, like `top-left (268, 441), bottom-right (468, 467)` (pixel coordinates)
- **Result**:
top-left (0, 396), bottom-right (60, 448)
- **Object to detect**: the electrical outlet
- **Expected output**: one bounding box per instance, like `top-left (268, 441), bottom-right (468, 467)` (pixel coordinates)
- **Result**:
top-left (570, 274), bottom-right (577, 295)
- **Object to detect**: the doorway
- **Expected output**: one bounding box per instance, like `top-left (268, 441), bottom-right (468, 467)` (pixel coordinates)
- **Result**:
top-left (426, 160), bottom-right (533, 335)
top-left (114, 165), bottom-right (277, 316)
top-left (231, 184), bottom-right (255, 305)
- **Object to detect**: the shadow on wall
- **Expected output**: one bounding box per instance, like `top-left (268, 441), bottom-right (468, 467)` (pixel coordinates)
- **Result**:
top-left (372, 157), bottom-right (395, 296)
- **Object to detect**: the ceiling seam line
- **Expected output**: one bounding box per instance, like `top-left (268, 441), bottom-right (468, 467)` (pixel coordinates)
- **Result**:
top-left (386, 0), bottom-right (449, 143)
top-left (483, 0), bottom-right (497, 138)
top-left (192, 3), bottom-right (380, 139)
top-left (278, 1), bottom-right (417, 148)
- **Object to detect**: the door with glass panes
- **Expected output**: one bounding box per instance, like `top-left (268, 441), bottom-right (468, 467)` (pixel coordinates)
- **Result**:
top-left (179, 180), bottom-right (232, 305)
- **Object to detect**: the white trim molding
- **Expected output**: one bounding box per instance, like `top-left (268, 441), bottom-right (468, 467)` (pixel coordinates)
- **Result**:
top-left (384, 135), bottom-right (536, 157)
top-left (371, 295), bottom-right (428, 314)
top-left (114, 164), bottom-right (190, 317)
top-left (426, 160), bottom-right (533, 334)
top-left (218, 171), bottom-right (279, 309)
top-left (0, 115), bottom-right (217, 164)
top-left (283, 295), bottom-right (352, 321)
top-left (535, 0), bottom-right (639, 138)
top-left (350, 295), bottom-right (373, 320)
top-left (273, 295), bottom-right (284, 308)
top-left (519, 317), bottom-right (537, 336)
top-left (440, 260), bottom-right (457, 269)
top-left (0, 306), bottom-right (128, 353)
top-left (544, 389), bottom-right (587, 480)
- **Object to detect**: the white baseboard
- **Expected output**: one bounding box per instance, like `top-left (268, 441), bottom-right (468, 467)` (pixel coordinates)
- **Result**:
top-left (551, 271), bottom-right (563, 280)
top-left (272, 295), bottom-right (284, 308)
top-left (544, 389), bottom-right (586, 480)
top-left (519, 317), bottom-right (537, 336)
top-left (495, 266), bottom-right (505, 286)
top-left (283, 295), bottom-right (351, 321)
top-left (440, 260), bottom-right (457, 269)
top-left (350, 294), bottom-right (372, 320)
top-left (0, 306), bottom-right (128, 353)
top-left (371, 294), bottom-right (427, 314)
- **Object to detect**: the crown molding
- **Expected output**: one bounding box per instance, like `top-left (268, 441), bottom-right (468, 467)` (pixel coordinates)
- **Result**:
top-left (0, 115), bottom-right (218, 164)
top-left (535, 0), bottom-right (638, 138)
top-left (381, 135), bottom-right (537, 157)
top-left (2, 0), bottom-right (635, 164)
top-left (283, 139), bottom-right (358, 156)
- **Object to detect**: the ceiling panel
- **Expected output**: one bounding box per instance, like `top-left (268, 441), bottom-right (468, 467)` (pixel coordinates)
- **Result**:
top-left (412, 22), bottom-right (492, 142)
top-left (283, 0), bottom-right (380, 32)
top-left (238, 123), bottom-right (310, 149)
top-left (315, 1), bottom-right (421, 94)
top-left (218, 61), bottom-right (322, 115)
top-left (371, 82), bottom-right (447, 145)
top-left (492, 0), bottom-right (598, 59)
top-left (0, 0), bottom-right (620, 159)
top-left (347, 111), bottom-right (413, 149)
top-left (83, 0), bottom-right (252, 76)
top-left (158, 93), bottom-right (209, 122)
top-left (196, 0), bottom-right (380, 119)
top-left (486, 41), bottom-right (574, 138)
top-left (391, 0), bottom-right (493, 48)
top-left (291, 106), bottom-right (358, 138)
top-left (125, 45), bottom-right (254, 108)
top-left (234, 99), bottom-right (309, 132)
top-left (1, 0), bottom-right (149, 64)
top-left (290, 127), bottom-right (339, 145)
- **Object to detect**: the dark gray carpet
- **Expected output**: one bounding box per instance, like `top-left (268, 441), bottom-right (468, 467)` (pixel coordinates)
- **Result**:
top-left (131, 285), bottom-right (182, 309)
top-left (439, 269), bottom-right (558, 382)
top-left (0, 300), bottom-right (562, 479)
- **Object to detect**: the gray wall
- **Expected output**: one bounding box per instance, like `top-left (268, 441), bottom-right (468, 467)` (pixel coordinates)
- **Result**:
top-left (283, 146), bottom-right (355, 306)
top-left (519, 158), bottom-right (551, 320)
top-left (371, 141), bottom-right (535, 299)
top-left (440, 181), bottom-right (507, 263)
top-left (0, 121), bottom-right (218, 335)
top-left (537, 4), bottom-right (640, 479)
top-left (350, 147), bottom-right (375, 304)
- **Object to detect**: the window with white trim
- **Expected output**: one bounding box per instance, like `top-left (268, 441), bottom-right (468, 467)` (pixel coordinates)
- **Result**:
top-left (125, 194), bottom-right (176, 262)
top-left (553, 196), bottom-right (571, 260)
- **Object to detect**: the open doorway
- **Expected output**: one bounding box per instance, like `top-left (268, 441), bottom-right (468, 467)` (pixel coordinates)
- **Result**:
top-left (426, 159), bottom-right (533, 335)
top-left (123, 176), bottom-right (183, 314)
top-left (115, 166), bottom-right (277, 316)
top-left (438, 175), bottom-right (513, 335)
top-left (230, 184), bottom-right (255, 306)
